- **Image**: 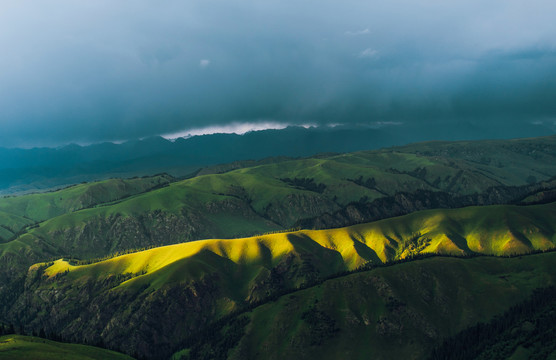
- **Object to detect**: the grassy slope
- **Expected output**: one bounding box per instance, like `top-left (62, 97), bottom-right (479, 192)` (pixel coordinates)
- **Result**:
top-left (21, 200), bottom-right (554, 358)
top-left (394, 135), bottom-right (556, 185)
top-left (39, 201), bottom-right (556, 298)
top-left (0, 175), bottom-right (172, 242)
top-left (23, 200), bottom-right (556, 359)
top-left (0, 180), bottom-right (282, 264)
top-left (428, 285), bottom-right (556, 360)
top-left (0, 335), bottom-right (133, 360)
top-left (4, 136), bottom-right (556, 266)
top-left (222, 252), bottom-right (556, 360)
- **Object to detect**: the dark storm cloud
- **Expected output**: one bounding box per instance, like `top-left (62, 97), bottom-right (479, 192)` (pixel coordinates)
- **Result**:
top-left (1, 0), bottom-right (555, 147)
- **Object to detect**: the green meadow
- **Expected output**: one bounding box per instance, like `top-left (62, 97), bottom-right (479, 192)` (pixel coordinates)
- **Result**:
top-left (0, 175), bottom-right (172, 242)
top-left (0, 335), bottom-right (133, 360)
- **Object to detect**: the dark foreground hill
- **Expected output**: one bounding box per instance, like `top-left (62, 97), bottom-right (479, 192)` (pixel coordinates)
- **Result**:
top-left (9, 200), bottom-right (556, 359)
top-left (196, 253), bottom-right (556, 360)
top-left (16, 251), bottom-right (556, 359)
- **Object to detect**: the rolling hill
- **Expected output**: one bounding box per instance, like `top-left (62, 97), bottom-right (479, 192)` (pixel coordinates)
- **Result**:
top-left (1, 135), bottom-right (556, 358)
top-left (0, 335), bottom-right (133, 360)
top-left (11, 200), bottom-right (556, 358)
top-left (0, 126), bottom-right (412, 195)
top-left (1, 125), bottom-right (554, 196)
top-left (3, 135), bottom-right (556, 274)
top-left (0, 174), bottom-right (173, 243)
top-left (190, 252), bottom-right (556, 360)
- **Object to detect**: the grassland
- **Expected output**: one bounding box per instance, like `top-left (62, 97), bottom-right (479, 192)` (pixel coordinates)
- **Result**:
top-left (0, 335), bottom-right (133, 360)
top-left (10, 199), bottom-right (553, 359)
top-left (0, 174), bottom-right (172, 243)
top-left (39, 201), bottom-right (556, 288)
top-left (3, 136), bottom-right (556, 270)
top-left (3, 135), bottom-right (556, 358)
top-left (215, 252), bottom-right (556, 360)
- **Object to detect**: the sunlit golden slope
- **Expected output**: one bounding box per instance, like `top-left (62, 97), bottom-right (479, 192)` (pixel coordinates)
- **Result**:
top-left (37, 201), bottom-right (556, 294)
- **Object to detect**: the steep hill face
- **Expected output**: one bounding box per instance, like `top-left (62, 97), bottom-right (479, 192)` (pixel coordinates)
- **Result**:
top-left (297, 179), bottom-right (556, 229)
top-left (11, 201), bottom-right (556, 358)
top-left (218, 253), bottom-right (556, 360)
top-left (428, 285), bottom-right (556, 359)
top-left (0, 174), bottom-right (173, 243)
top-left (0, 174), bottom-right (173, 316)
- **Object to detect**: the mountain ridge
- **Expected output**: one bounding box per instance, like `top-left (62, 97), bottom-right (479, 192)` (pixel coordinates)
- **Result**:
top-left (2, 127), bottom-right (554, 195)
top-left (11, 200), bottom-right (556, 358)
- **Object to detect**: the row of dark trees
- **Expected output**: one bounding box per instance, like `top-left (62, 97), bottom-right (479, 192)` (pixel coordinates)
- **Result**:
top-left (0, 323), bottom-right (57, 341)
top-left (429, 286), bottom-right (556, 360)
top-left (0, 322), bottom-right (144, 359)
top-left (280, 177), bottom-right (327, 193)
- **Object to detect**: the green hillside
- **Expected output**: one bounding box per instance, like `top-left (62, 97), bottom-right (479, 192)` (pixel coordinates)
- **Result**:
top-left (36, 200), bottom-right (556, 282)
top-left (0, 174), bottom-right (172, 242)
top-left (429, 286), bottom-right (556, 359)
top-left (3, 136), bottom-right (556, 272)
top-left (394, 135), bottom-right (556, 183)
top-left (196, 252), bottom-right (556, 360)
top-left (0, 335), bottom-right (133, 360)
top-left (12, 201), bottom-right (556, 358)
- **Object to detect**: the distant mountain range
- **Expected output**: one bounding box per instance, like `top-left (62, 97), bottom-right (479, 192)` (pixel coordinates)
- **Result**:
top-left (2, 122), bottom-right (553, 194)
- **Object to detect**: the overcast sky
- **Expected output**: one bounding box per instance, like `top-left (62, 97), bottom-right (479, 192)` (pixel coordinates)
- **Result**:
top-left (1, 0), bottom-right (555, 147)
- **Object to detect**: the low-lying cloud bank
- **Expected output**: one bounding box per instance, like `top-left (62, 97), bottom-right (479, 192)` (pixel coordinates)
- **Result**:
top-left (1, 0), bottom-right (555, 147)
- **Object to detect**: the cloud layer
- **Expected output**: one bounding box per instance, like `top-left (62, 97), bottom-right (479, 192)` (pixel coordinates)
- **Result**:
top-left (1, 0), bottom-right (555, 147)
